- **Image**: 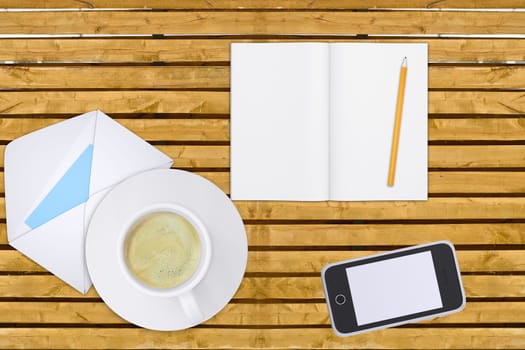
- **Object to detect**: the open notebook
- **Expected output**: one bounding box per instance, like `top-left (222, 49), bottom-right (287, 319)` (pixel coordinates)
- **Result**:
top-left (230, 43), bottom-right (428, 201)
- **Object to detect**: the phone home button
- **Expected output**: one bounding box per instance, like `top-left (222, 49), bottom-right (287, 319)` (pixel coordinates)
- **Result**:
top-left (335, 294), bottom-right (346, 305)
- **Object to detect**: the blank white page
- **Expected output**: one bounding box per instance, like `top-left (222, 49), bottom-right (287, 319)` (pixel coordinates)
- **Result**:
top-left (329, 43), bottom-right (428, 200)
top-left (230, 43), bottom-right (330, 200)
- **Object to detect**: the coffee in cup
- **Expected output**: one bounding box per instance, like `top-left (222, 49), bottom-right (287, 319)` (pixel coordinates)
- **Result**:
top-left (124, 211), bottom-right (202, 289)
top-left (119, 203), bottom-right (212, 323)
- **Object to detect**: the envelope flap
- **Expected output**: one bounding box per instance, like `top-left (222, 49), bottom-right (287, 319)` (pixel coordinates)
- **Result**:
top-left (90, 111), bottom-right (173, 194)
top-left (5, 112), bottom-right (97, 242)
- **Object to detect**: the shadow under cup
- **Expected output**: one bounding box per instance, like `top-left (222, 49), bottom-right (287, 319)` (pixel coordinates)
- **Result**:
top-left (118, 204), bottom-right (212, 322)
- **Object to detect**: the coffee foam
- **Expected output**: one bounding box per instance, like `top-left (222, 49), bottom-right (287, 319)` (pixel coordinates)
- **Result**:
top-left (124, 211), bottom-right (201, 289)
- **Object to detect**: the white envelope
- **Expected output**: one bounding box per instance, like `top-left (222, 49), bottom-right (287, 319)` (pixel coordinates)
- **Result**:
top-left (4, 110), bottom-right (173, 294)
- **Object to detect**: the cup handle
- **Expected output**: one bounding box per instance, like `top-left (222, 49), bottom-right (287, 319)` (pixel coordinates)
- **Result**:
top-left (178, 291), bottom-right (203, 324)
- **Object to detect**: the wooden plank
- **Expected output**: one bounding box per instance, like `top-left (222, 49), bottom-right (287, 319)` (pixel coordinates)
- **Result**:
top-left (3, 198), bottom-right (525, 220)
top-left (430, 91), bottom-right (525, 114)
top-left (429, 145), bottom-right (525, 168)
top-left (0, 251), bottom-right (48, 272)
top-left (428, 172), bottom-right (525, 193)
top-left (0, 302), bottom-right (125, 324)
top-left (222, 328), bottom-right (525, 349)
top-left (0, 301), bottom-right (521, 325)
top-left (4, 192), bottom-right (525, 222)
top-left (1, 171), bottom-right (519, 196)
top-left (1, 39), bottom-right (525, 63)
top-left (3, 118), bottom-right (525, 143)
top-left (4, 223), bottom-right (525, 247)
top-left (3, 170), bottom-right (525, 195)
top-left (248, 250), bottom-right (525, 273)
top-left (0, 276), bottom-right (102, 298)
top-left (430, 66), bottom-right (525, 90)
top-left (0, 11), bottom-right (524, 35)
top-left (0, 91), bottom-right (229, 115)
top-left (0, 39), bottom-right (233, 64)
top-left (0, 118), bottom-right (230, 142)
top-left (2, 223), bottom-right (525, 248)
top-left (429, 119), bottom-right (525, 142)
top-left (2, 144), bottom-right (525, 169)
top-left (2, 250), bottom-right (525, 273)
top-left (1, 0), bottom-right (524, 9)
top-left (0, 66), bottom-right (230, 90)
top-left (3, 66), bottom-right (525, 90)
top-left (1, 91), bottom-right (524, 115)
top-left (0, 275), bottom-right (519, 299)
top-left (0, 327), bottom-right (525, 349)
top-left (212, 301), bottom-right (525, 325)
top-left (239, 276), bottom-right (525, 299)
top-left (232, 199), bottom-right (525, 220)
top-left (157, 145), bottom-right (230, 168)
top-left (246, 223), bottom-right (525, 246)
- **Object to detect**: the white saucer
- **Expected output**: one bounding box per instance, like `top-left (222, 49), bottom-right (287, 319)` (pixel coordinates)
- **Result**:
top-left (85, 169), bottom-right (248, 331)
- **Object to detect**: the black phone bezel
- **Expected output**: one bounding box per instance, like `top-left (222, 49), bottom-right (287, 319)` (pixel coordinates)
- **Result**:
top-left (323, 242), bottom-right (464, 335)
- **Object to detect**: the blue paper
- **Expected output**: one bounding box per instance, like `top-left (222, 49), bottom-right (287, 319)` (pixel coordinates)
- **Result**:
top-left (25, 144), bottom-right (94, 229)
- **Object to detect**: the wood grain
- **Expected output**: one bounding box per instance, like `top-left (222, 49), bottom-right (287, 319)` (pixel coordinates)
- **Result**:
top-left (0, 275), bottom-right (520, 299)
top-left (0, 118), bottom-right (230, 142)
top-left (1, 39), bottom-right (525, 63)
top-left (1, 328), bottom-right (525, 349)
top-left (2, 223), bottom-right (525, 249)
top-left (2, 117), bottom-right (525, 143)
top-left (2, 66), bottom-right (525, 90)
top-left (0, 2), bottom-right (521, 350)
top-left (429, 145), bottom-right (525, 168)
top-left (430, 66), bottom-right (525, 90)
top-left (233, 199), bottom-right (525, 220)
top-left (243, 276), bottom-right (525, 299)
top-left (2, 144), bottom-right (525, 169)
top-left (0, 66), bottom-right (230, 90)
top-left (245, 223), bottom-right (525, 246)
top-left (1, 91), bottom-right (524, 115)
top-left (2, 169), bottom-right (525, 215)
top-left (0, 91), bottom-right (229, 115)
top-left (4, 223), bottom-right (525, 247)
top-left (1, 0), bottom-right (524, 9)
top-left (0, 11), bottom-right (524, 35)
top-left (3, 198), bottom-right (525, 220)
top-left (428, 172), bottom-right (525, 193)
top-left (3, 171), bottom-right (525, 195)
top-left (195, 301), bottom-right (525, 325)
top-left (1, 250), bottom-right (524, 273)
top-left (430, 91), bottom-right (525, 114)
top-left (248, 250), bottom-right (525, 273)
top-left (0, 301), bottom-right (520, 325)
top-left (429, 119), bottom-right (525, 142)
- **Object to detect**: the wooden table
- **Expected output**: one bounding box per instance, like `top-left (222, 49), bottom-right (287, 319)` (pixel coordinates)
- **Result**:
top-left (1, 1), bottom-right (525, 349)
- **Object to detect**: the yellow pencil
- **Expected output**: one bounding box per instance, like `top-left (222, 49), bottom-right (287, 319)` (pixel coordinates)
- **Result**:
top-left (388, 57), bottom-right (407, 187)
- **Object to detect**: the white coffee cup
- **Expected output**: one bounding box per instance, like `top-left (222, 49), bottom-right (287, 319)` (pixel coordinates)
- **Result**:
top-left (117, 202), bottom-right (212, 323)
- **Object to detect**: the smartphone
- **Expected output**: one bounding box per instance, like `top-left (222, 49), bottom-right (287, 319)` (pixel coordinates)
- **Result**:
top-left (321, 241), bottom-right (465, 337)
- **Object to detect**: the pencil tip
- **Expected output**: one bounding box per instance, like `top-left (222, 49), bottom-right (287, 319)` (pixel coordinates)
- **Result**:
top-left (402, 56), bottom-right (407, 66)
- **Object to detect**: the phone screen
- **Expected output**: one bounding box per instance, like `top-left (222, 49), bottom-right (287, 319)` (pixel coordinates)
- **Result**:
top-left (345, 251), bottom-right (443, 325)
